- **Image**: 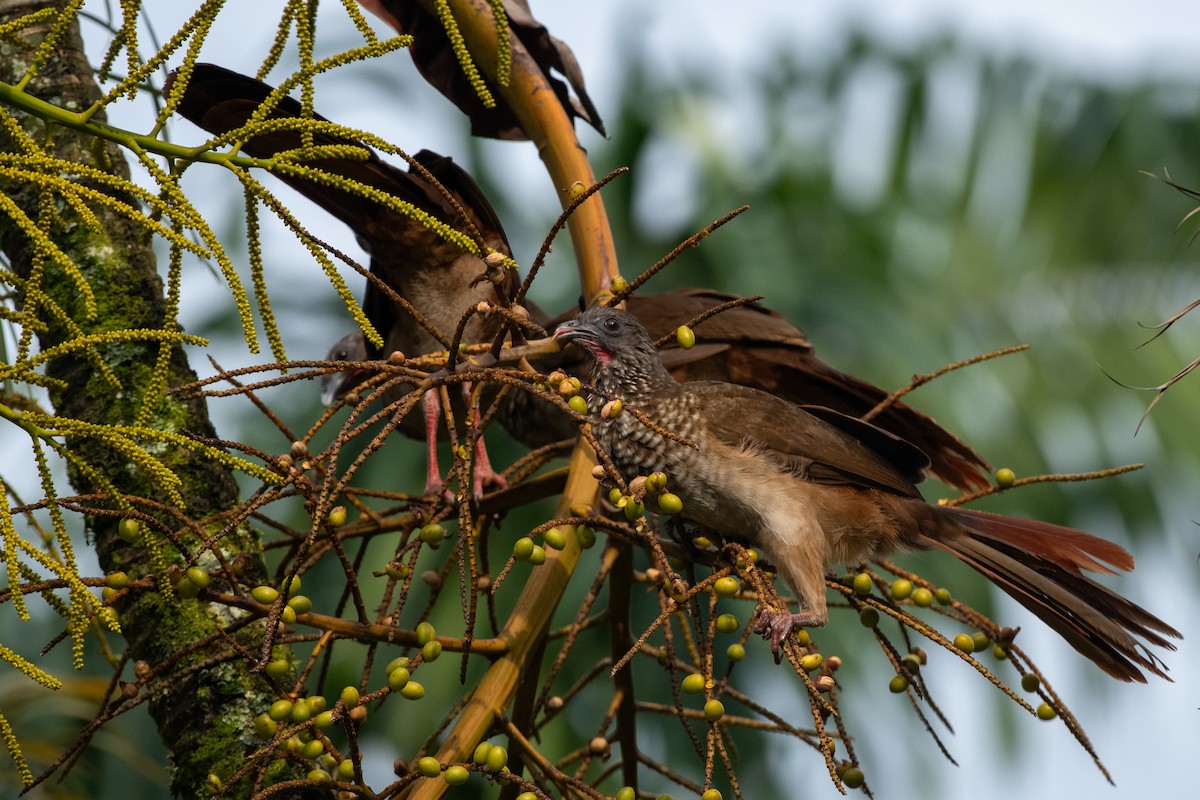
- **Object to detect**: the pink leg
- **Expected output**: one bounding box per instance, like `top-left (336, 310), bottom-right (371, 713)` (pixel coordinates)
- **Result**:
top-left (423, 390), bottom-right (445, 498)
top-left (465, 384), bottom-right (508, 498)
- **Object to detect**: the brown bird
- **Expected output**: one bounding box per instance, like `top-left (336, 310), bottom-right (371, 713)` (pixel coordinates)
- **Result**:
top-left (555, 306), bottom-right (1179, 682)
top-left (170, 64), bottom-right (519, 497)
top-left (172, 65), bottom-right (990, 494)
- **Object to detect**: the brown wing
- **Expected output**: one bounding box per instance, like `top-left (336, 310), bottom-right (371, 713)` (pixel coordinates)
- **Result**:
top-left (171, 65), bottom-right (428, 234)
top-left (686, 382), bottom-right (927, 498)
top-left (170, 65), bottom-right (511, 256)
top-left (628, 289), bottom-right (812, 352)
top-left (624, 289), bottom-right (991, 492)
top-left (170, 64), bottom-right (517, 356)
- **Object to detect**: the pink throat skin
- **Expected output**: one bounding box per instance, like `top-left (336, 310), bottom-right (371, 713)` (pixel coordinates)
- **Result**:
top-left (555, 331), bottom-right (613, 366)
top-left (587, 342), bottom-right (613, 366)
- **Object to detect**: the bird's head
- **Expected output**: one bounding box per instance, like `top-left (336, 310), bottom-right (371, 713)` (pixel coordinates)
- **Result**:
top-left (320, 331), bottom-right (370, 407)
top-left (553, 306), bottom-right (673, 391)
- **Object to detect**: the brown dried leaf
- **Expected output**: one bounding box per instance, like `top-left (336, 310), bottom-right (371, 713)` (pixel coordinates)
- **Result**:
top-left (361, 0), bottom-right (605, 139)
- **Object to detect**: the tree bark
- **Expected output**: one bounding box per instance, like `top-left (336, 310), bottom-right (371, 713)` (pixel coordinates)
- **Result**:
top-left (0, 2), bottom-right (295, 796)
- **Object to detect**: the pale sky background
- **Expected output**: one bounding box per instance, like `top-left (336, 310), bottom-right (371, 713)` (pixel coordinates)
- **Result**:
top-left (4, 1), bottom-right (1198, 798)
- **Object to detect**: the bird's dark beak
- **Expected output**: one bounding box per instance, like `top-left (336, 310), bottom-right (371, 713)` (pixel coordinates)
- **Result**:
top-left (321, 331), bottom-right (370, 406)
top-left (554, 317), bottom-right (613, 366)
top-left (320, 374), bottom-right (345, 407)
top-left (553, 318), bottom-right (598, 347)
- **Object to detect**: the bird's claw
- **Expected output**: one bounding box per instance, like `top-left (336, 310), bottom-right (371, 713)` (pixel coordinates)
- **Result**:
top-left (752, 606), bottom-right (822, 663)
top-left (423, 476), bottom-right (456, 504)
top-left (426, 469), bottom-right (508, 504)
top-left (472, 464), bottom-right (509, 500)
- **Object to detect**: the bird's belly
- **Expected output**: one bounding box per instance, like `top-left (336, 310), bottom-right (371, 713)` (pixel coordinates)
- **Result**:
top-left (601, 417), bottom-right (904, 566)
top-left (600, 419), bottom-right (763, 536)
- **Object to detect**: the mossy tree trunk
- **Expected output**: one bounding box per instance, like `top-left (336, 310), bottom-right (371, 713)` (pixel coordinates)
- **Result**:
top-left (0, 1), bottom-right (302, 796)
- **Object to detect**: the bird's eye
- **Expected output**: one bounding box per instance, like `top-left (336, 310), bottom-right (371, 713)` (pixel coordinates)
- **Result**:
top-left (602, 316), bottom-right (620, 333)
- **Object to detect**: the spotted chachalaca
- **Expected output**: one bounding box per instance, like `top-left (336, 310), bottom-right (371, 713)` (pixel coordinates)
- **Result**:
top-left (555, 306), bottom-right (1179, 682)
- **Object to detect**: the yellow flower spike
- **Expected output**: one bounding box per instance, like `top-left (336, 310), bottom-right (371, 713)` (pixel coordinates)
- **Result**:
top-left (434, 0), bottom-right (497, 109)
top-left (0, 643), bottom-right (63, 690)
top-left (0, 708), bottom-right (32, 787)
top-left (488, 0), bottom-right (512, 86)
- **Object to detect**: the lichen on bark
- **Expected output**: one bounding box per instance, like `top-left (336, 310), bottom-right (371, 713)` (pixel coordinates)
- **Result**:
top-left (0, 1), bottom-right (301, 796)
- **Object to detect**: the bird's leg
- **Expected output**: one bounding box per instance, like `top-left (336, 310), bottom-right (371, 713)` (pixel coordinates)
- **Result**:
top-left (748, 511), bottom-right (831, 660)
top-left (666, 519), bottom-right (721, 558)
top-left (464, 383), bottom-right (508, 499)
top-left (663, 517), bottom-right (696, 544)
top-left (422, 390), bottom-right (447, 499)
top-left (470, 430), bottom-right (507, 498)
top-left (752, 606), bottom-right (824, 662)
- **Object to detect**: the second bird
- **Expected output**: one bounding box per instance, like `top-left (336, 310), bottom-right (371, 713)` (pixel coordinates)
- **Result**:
top-left (555, 306), bottom-right (1179, 683)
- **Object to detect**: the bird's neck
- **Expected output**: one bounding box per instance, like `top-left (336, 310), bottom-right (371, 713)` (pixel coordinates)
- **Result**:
top-left (592, 351), bottom-right (677, 403)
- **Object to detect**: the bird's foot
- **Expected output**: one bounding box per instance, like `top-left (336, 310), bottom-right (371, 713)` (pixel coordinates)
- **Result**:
top-left (423, 474), bottom-right (457, 504)
top-left (425, 470), bottom-right (508, 504)
top-left (752, 606), bottom-right (823, 663)
top-left (469, 430), bottom-right (508, 500)
top-left (472, 463), bottom-right (509, 500)
top-left (664, 517), bottom-right (704, 545)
